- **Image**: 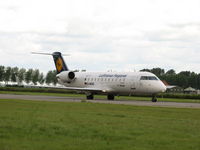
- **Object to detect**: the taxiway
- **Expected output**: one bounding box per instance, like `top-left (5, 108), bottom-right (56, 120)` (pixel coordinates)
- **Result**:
top-left (0, 94), bottom-right (200, 108)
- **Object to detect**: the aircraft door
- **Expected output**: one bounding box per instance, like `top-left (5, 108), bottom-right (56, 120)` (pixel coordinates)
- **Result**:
top-left (130, 79), bottom-right (137, 95)
top-left (139, 77), bottom-right (150, 93)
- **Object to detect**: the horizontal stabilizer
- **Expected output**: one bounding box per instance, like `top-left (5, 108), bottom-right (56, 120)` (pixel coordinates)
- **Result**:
top-left (31, 52), bottom-right (70, 56)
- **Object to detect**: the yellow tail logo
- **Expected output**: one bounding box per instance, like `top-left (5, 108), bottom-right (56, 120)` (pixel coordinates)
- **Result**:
top-left (56, 58), bottom-right (63, 72)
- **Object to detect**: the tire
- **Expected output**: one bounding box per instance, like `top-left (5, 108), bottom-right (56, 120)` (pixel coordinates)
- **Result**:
top-left (86, 94), bottom-right (94, 100)
top-left (107, 94), bottom-right (115, 100)
top-left (152, 98), bottom-right (157, 102)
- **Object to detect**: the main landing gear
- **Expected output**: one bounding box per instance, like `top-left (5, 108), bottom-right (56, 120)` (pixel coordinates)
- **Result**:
top-left (86, 94), bottom-right (115, 100)
top-left (152, 95), bottom-right (157, 102)
top-left (107, 94), bottom-right (115, 100)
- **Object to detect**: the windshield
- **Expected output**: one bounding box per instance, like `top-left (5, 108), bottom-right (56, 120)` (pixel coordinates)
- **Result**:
top-left (140, 76), bottom-right (158, 80)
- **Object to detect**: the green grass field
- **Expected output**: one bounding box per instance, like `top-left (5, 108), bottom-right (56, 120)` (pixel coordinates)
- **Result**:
top-left (0, 99), bottom-right (200, 150)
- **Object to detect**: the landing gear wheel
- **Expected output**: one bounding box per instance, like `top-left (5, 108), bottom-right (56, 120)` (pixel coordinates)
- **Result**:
top-left (86, 94), bottom-right (94, 100)
top-left (152, 95), bottom-right (157, 102)
top-left (107, 94), bottom-right (115, 100)
top-left (152, 98), bottom-right (157, 102)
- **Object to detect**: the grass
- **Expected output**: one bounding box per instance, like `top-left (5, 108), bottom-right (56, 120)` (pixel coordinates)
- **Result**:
top-left (1, 90), bottom-right (200, 103)
top-left (0, 99), bottom-right (200, 150)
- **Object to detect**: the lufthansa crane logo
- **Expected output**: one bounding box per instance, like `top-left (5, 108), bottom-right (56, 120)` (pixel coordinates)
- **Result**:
top-left (56, 58), bottom-right (63, 72)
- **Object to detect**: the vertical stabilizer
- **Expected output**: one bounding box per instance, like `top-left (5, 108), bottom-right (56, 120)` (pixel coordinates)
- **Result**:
top-left (52, 52), bottom-right (69, 74)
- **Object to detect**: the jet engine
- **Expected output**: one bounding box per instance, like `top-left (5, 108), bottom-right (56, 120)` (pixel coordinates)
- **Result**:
top-left (56, 71), bottom-right (75, 83)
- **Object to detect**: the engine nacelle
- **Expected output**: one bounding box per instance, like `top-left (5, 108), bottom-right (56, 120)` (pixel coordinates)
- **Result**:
top-left (56, 71), bottom-right (75, 83)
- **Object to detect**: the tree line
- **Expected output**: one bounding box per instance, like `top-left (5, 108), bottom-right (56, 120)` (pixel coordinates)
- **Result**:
top-left (141, 68), bottom-right (200, 89)
top-left (0, 66), bottom-right (57, 85)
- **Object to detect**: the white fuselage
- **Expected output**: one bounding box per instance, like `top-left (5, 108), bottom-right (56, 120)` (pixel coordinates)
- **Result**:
top-left (57, 71), bottom-right (166, 96)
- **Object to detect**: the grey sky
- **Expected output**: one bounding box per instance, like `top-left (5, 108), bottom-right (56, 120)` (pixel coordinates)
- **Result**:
top-left (0, 0), bottom-right (200, 73)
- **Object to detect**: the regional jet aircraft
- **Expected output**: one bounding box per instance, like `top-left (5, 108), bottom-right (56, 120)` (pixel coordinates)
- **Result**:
top-left (33, 52), bottom-right (166, 102)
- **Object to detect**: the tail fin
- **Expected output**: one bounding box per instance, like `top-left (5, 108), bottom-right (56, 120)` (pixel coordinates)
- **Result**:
top-left (32, 52), bottom-right (69, 74)
top-left (52, 52), bottom-right (69, 74)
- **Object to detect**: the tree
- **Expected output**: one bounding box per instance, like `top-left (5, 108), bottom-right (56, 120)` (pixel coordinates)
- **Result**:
top-left (38, 73), bottom-right (45, 85)
top-left (45, 70), bottom-right (57, 85)
top-left (18, 68), bottom-right (26, 84)
top-left (166, 69), bottom-right (176, 75)
top-left (4, 67), bottom-right (12, 84)
top-left (197, 74), bottom-right (200, 89)
top-left (140, 69), bottom-right (151, 72)
top-left (45, 71), bottom-right (53, 85)
top-left (151, 68), bottom-right (165, 77)
top-left (11, 67), bottom-right (19, 83)
top-left (25, 69), bottom-right (33, 84)
top-left (32, 69), bottom-right (40, 85)
top-left (179, 71), bottom-right (192, 77)
top-left (188, 72), bottom-right (198, 89)
top-left (52, 70), bottom-right (58, 85)
top-left (0, 66), bottom-right (5, 82)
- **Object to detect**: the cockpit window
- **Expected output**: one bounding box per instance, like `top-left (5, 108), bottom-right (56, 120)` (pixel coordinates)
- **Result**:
top-left (140, 76), bottom-right (158, 80)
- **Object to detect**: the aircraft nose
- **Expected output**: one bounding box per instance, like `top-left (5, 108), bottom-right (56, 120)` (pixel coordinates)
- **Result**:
top-left (160, 84), bottom-right (167, 93)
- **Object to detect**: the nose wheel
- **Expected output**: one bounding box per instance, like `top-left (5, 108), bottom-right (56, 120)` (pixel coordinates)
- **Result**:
top-left (86, 94), bottom-right (94, 100)
top-left (152, 95), bottom-right (157, 102)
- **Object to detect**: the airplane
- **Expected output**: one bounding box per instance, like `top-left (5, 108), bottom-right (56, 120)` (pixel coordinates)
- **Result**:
top-left (32, 52), bottom-right (166, 102)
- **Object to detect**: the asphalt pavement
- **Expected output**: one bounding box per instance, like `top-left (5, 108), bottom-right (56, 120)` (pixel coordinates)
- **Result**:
top-left (0, 94), bottom-right (200, 108)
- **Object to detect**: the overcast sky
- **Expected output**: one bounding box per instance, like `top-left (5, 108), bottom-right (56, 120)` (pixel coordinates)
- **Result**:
top-left (0, 0), bottom-right (200, 73)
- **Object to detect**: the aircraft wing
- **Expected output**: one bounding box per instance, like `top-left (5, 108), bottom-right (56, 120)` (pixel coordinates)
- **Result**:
top-left (23, 85), bottom-right (109, 93)
top-left (61, 87), bottom-right (110, 93)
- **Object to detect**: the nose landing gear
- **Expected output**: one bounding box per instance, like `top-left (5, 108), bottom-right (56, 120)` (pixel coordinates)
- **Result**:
top-left (86, 94), bottom-right (94, 100)
top-left (152, 95), bottom-right (157, 102)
